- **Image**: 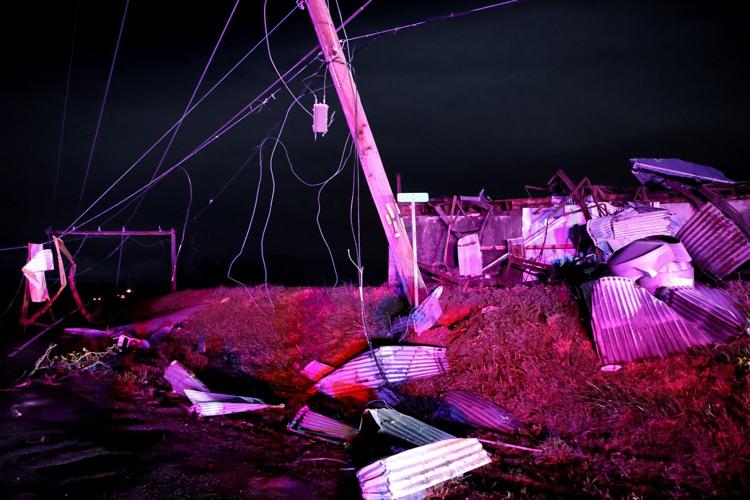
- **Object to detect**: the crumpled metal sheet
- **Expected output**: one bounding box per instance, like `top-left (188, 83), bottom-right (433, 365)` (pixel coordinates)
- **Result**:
top-left (315, 346), bottom-right (448, 399)
top-left (364, 408), bottom-right (454, 447)
top-left (676, 203), bottom-right (750, 279)
top-left (586, 206), bottom-right (674, 252)
top-left (287, 405), bottom-right (358, 444)
top-left (409, 286), bottom-right (443, 334)
top-left (183, 389), bottom-right (265, 405)
top-left (189, 401), bottom-right (284, 417)
top-left (457, 234), bottom-right (483, 277)
top-left (656, 285), bottom-right (750, 343)
top-left (22, 244), bottom-right (53, 302)
top-left (433, 390), bottom-right (520, 434)
top-left (607, 236), bottom-right (693, 292)
top-left (164, 360), bottom-right (209, 396)
top-left (357, 438), bottom-right (491, 499)
top-left (631, 158), bottom-right (735, 185)
top-left (590, 277), bottom-right (713, 365)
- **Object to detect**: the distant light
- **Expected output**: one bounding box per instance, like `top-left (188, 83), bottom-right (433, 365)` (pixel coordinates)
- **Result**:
top-left (125, 288), bottom-right (133, 294)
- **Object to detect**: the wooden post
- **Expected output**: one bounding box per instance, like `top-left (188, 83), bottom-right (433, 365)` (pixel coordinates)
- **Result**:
top-left (303, 0), bottom-right (425, 304)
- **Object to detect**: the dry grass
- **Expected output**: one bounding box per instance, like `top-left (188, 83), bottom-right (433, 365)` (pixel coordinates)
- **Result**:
top-left (112, 281), bottom-right (750, 498)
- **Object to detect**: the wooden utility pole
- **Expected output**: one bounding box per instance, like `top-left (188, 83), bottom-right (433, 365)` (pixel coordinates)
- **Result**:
top-left (303, 0), bottom-right (425, 304)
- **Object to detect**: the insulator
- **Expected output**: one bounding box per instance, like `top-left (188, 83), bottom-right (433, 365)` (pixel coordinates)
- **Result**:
top-left (312, 102), bottom-right (329, 135)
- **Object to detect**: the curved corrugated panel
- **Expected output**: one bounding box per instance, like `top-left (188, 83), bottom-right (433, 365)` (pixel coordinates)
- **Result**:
top-left (366, 408), bottom-right (454, 447)
top-left (287, 405), bottom-right (357, 443)
top-left (164, 360), bottom-right (209, 396)
top-left (590, 277), bottom-right (713, 365)
top-left (434, 391), bottom-right (520, 434)
top-left (587, 207), bottom-right (673, 252)
top-left (676, 204), bottom-right (750, 279)
top-left (357, 438), bottom-right (491, 499)
top-left (315, 346), bottom-right (448, 398)
top-left (657, 285), bottom-right (750, 343)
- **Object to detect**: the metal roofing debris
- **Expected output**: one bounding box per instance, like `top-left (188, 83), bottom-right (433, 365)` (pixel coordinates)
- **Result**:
top-left (676, 203), bottom-right (750, 279)
top-left (631, 158), bottom-right (735, 185)
top-left (164, 360), bottom-right (209, 396)
top-left (189, 401), bottom-right (284, 417)
top-left (364, 407), bottom-right (454, 447)
top-left (183, 389), bottom-right (266, 405)
top-left (300, 360), bottom-right (335, 382)
top-left (607, 236), bottom-right (693, 293)
top-left (23, 244), bottom-right (53, 302)
top-left (656, 285), bottom-right (750, 343)
top-left (115, 335), bottom-right (150, 349)
top-left (314, 345), bottom-right (448, 399)
top-left (287, 405), bottom-right (358, 444)
top-left (357, 438), bottom-right (491, 500)
top-left (182, 389), bottom-right (282, 417)
top-left (458, 234), bottom-right (483, 277)
top-left (590, 277), bottom-right (714, 365)
top-left (409, 286), bottom-right (443, 334)
top-left (433, 390), bottom-right (520, 434)
top-left (586, 206), bottom-right (674, 252)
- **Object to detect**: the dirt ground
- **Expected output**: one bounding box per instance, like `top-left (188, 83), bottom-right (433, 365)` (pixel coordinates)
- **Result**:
top-left (3, 281), bottom-right (750, 498)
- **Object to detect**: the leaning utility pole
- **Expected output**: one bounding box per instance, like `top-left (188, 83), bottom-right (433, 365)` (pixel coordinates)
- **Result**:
top-left (303, 0), bottom-right (425, 304)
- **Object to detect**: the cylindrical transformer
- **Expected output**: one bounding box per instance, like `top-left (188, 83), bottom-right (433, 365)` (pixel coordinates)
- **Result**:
top-left (312, 102), bottom-right (329, 135)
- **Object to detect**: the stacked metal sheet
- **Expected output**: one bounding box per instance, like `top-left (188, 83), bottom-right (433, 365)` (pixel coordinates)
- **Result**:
top-left (676, 203), bottom-right (750, 279)
top-left (656, 285), bottom-right (750, 343)
top-left (365, 408), bottom-right (454, 447)
top-left (587, 206), bottom-right (673, 252)
top-left (433, 390), bottom-right (520, 434)
top-left (287, 405), bottom-right (358, 444)
top-left (315, 346), bottom-right (448, 399)
top-left (590, 277), bottom-right (713, 365)
top-left (357, 438), bottom-right (491, 499)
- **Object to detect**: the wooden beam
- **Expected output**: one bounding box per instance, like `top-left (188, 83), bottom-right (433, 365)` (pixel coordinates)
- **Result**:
top-left (303, 0), bottom-right (425, 304)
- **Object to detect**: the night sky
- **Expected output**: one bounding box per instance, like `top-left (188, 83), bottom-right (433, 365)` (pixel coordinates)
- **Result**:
top-left (1, 0), bottom-right (749, 295)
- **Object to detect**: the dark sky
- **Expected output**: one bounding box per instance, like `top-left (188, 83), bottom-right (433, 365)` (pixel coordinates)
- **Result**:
top-left (1, 0), bottom-right (749, 292)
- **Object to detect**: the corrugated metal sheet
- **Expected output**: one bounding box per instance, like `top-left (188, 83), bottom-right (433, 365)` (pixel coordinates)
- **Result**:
top-left (457, 234), bottom-right (483, 277)
top-left (189, 401), bottom-right (284, 417)
top-left (164, 360), bottom-right (209, 396)
top-left (676, 203), bottom-right (750, 279)
top-left (183, 389), bottom-right (264, 405)
top-left (357, 438), bottom-right (491, 499)
top-left (365, 408), bottom-right (454, 447)
top-left (287, 405), bottom-right (358, 444)
top-left (657, 285), bottom-right (750, 343)
top-left (587, 207), bottom-right (673, 251)
top-left (590, 277), bottom-right (713, 365)
top-left (300, 360), bottom-right (334, 382)
top-left (631, 158), bottom-right (735, 184)
top-left (315, 346), bottom-right (448, 399)
top-left (433, 390), bottom-right (520, 434)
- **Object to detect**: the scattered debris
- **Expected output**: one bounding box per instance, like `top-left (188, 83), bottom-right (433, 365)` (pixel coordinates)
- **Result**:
top-left (287, 405), bottom-right (358, 444)
top-left (315, 346), bottom-right (448, 399)
top-left (22, 243), bottom-right (54, 302)
top-left (356, 438), bottom-right (491, 499)
top-left (363, 407), bottom-right (454, 447)
top-left (163, 360), bottom-right (209, 396)
top-left (189, 401), bottom-right (284, 418)
top-left (631, 157), bottom-right (736, 185)
top-left (433, 390), bottom-right (520, 434)
top-left (115, 335), bottom-right (150, 350)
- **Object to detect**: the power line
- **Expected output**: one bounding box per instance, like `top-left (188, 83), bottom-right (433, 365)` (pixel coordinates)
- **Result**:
top-left (342, 0), bottom-right (523, 45)
top-left (63, 3), bottom-right (301, 235)
top-left (75, 0), bottom-right (131, 215)
top-left (124, 0), bottom-right (241, 226)
top-left (51, 0), bottom-right (80, 223)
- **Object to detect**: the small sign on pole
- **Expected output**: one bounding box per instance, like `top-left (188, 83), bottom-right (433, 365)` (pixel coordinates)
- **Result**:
top-left (397, 193), bottom-right (429, 305)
